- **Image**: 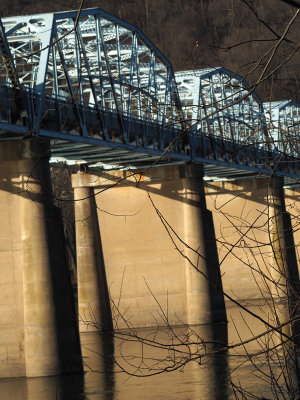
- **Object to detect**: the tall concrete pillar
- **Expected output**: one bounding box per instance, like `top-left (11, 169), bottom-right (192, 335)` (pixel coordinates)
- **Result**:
top-left (268, 176), bottom-right (300, 339)
top-left (181, 165), bottom-right (227, 324)
top-left (0, 139), bottom-right (82, 377)
top-left (73, 183), bottom-right (112, 333)
top-left (269, 176), bottom-right (300, 397)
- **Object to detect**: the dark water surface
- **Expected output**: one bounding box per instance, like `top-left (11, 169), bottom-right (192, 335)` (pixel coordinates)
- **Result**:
top-left (0, 304), bottom-right (290, 400)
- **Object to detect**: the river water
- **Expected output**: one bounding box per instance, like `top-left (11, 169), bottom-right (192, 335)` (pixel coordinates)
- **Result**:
top-left (0, 304), bottom-right (296, 400)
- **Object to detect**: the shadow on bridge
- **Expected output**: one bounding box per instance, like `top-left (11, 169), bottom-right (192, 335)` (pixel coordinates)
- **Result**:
top-left (95, 168), bottom-right (300, 208)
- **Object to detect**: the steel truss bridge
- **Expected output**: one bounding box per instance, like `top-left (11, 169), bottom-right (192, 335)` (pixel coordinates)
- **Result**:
top-left (0, 8), bottom-right (299, 182)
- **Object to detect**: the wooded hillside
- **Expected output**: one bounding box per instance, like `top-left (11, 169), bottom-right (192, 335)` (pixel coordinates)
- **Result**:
top-left (1, 0), bottom-right (299, 102)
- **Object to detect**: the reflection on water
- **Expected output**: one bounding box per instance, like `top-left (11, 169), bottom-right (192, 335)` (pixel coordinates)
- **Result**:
top-left (0, 303), bottom-right (297, 400)
top-left (0, 373), bottom-right (85, 400)
top-left (81, 331), bottom-right (115, 400)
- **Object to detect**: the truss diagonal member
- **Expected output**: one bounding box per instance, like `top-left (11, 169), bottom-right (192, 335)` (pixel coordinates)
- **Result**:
top-left (74, 20), bottom-right (106, 139)
top-left (56, 37), bottom-right (88, 137)
top-left (97, 16), bottom-right (127, 144)
top-left (0, 16), bottom-right (32, 131)
top-left (33, 13), bottom-right (55, 136)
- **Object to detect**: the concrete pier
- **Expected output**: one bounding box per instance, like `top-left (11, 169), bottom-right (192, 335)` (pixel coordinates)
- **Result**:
top-left (72, 164), bottom-right (226, 329)
top-left (0, 139), bottom-right (82, 378)
top-left (181, 166), bottom-right (226, 324)
top-left (268, 176), bottom-right (300, 341)
top-left (268, 176), bottom-right (299, 296)
top-left (205, 177), bottom-right (299, 328)
top-left (74, 186), bottom-right (112, 332)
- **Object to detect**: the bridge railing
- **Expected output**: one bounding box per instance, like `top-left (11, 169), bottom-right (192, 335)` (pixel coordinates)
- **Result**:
top-left (0, 83), bottom-right (185, 155)
top-left (189, 127), bottom-right (300, 175)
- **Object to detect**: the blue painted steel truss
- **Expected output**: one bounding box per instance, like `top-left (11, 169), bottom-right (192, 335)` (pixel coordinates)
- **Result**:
top-left (175, 69), bottom-right (300, 178)
top-left (264, 100), bottom-right (300, 157)
top-left (0, 8), bottom-right (185, 163)
top-left (0, 9), bottom-right (299, 179)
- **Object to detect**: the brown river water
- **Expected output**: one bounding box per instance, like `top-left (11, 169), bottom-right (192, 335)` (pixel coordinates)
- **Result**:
top-left (0, 303), bottom-right (296, 400)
